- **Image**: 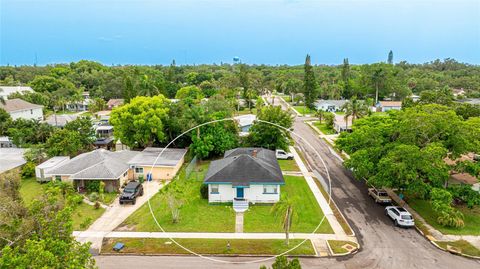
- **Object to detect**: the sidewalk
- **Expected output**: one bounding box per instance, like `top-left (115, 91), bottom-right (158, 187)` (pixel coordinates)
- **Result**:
top-left (73, 231), bottom-right (350, 241)
top-left (75, 180), bottom-right (167, 252)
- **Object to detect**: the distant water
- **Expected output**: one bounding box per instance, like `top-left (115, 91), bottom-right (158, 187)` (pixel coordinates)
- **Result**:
top-left (1, 0), bottom-right (479, 65)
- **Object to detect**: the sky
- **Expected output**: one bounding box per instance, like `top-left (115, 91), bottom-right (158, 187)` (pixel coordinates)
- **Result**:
top-left (1, 0), bottom-right (479, 66)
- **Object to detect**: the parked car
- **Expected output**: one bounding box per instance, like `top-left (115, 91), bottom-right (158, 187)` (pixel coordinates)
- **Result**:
top-left (276, 149), bottom-right (294, 160)
top-left (119, 181), bottom-right (144, 205)
top-left (385, 206), bottom-right (415, 228)
top-left (368, 188), bottom-right (392, 204)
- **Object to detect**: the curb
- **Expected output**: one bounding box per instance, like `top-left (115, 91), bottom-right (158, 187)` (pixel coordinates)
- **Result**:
top-left (414, 224), bottom-right (480, 260)
top-left (325, 240), bottom-right (359, 257)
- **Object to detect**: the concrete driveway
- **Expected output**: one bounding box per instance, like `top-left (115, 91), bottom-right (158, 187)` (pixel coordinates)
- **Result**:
top-left (75, 179), bottom-right (166, 252)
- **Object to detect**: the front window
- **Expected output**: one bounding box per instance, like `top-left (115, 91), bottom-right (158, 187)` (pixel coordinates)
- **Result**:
top-left (135, 167), bottom-right (144, 174)
top-left (210, 184), bottom-right (219, 194)
top-left (263, 185), bottom-right (278, 194)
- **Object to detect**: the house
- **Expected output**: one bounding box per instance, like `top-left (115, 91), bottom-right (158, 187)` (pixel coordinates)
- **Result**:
top-left (0, 86), bottom-right (34, 100)
top-left (44, 114), bottom-right (79, 127)
top-left (333, 114), bottom-right (352, 133)
top-left (457, 98), bottom-right (480, 105)
top-left (35, 156), bottom-right (70, 182)
top-left (0, 136), bottom-right (15, 148)
top-left (0, 98), bottom-right (43, 121)
top-left (409, 94), bottom-right (421, 102)
top-left (234, 114), bottom-right (256, 137)
top-left (128, 147), bottom-right (187, 181)
top-left (376, 101), bottom-right (402, 112)
top-left (107, 99), bottom-right (124, 110)
top-left (45, 147), bottom-right (187, 192)
top-left (0, 148), bottom-right (26, 174)
top-left (314, 100), bottom-right (348, 112)
top-left (445, 153), bottom-right (480, 193)
top-left (452, 88), bottom-right (466, 98)
top-left (66, 92), bottom-right (91, 111)
top-left (204, 148), bottom-right (285, 212)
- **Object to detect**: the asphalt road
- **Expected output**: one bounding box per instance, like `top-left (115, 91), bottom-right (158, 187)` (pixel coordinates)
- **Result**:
top-left (95, 97), bottom-right (480, 269)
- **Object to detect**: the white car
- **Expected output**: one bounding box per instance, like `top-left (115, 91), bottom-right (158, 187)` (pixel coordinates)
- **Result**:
top-left (385, 206), bottom-right (415, 228)
top-left (276, 149), bottom-right (294, 160)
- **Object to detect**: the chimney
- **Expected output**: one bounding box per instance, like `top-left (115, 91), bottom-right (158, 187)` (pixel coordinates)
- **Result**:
top-left (252, 149), bottom-right (257, 158)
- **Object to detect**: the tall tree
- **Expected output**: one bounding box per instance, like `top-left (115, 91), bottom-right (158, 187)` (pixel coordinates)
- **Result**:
top-left (341, 58), bottom-right (352, 98)
top-left (341, 96), bottom-right (369, 126)
top-left (387, 50), bottom-right (394, 64)
top-left (248, 105), bottom-right (293, 150)
top-left (303, 54), bottom-right (316, 109)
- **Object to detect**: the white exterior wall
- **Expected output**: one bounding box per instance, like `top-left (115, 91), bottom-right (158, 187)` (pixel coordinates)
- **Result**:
top-left (9, 108), bottom-right (43, 121)
top-left (208, 184), bottom-right (281, 203)
top-left (381, 106), bottom-right (401, 112)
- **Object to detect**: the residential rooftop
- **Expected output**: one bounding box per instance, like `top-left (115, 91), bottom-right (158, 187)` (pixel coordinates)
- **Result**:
top-left (0, 98), bottom-right (43, 113)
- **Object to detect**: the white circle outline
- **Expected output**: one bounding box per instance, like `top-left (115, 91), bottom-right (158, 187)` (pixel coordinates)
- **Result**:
top-left (144, 118), bottom-right (332, 264)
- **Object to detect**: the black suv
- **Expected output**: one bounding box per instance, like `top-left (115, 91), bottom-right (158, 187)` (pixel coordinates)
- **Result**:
top-left (119, 181), bottom-right (144, 205)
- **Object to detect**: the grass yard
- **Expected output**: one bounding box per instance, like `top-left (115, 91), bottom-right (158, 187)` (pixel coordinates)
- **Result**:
top-left (235, 108), bottom-right (257, 115)
top-left (244, 176), bottom-right (334, 234)
top-left (408, 198), bottom-right (480, 236)
top-left (101, 192), bottom-right (118, 205)
top-left (435, 240), bottom-right (480, 257)
top-left (278, 159), bottom-right (300, 172)
top-left (327, 240), bottom-right (358, 255)
top-left (280, 95), bottom-right (292, 102)
top-left (72, 202), bottom-right (106, 230)
top-left (19, 177), bottom-right (47, 205)
top-left (118, 161), bottom-right (236, 232)
top-left (312, 121), bottom-right (335, 135)
top-left (101, 238), bottom-right (315, 256)
top-left (292, 106), bottom-right (314, 115)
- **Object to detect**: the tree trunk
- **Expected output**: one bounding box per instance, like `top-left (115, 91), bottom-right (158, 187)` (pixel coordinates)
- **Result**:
top-left (375, 83), bottom-right (379, 104)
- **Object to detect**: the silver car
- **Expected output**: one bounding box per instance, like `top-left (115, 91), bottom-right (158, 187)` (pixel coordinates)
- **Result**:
top-left (385, 206), bottom-right (415, 228)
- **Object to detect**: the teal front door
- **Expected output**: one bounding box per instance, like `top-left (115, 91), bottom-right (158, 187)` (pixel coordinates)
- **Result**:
top-left (236, 188), bottom-right (244, 199)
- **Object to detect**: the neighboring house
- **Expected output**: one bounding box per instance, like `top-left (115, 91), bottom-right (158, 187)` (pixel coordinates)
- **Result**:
top-left (457, 98), bottom-right (480, 105)
top-left (333, 114), bottom-right (352, 133)
top-left (376, 101), bottom-right (402, 112)
top-left (452, 88), bottom-right (466, 98)
top-left (44, 114), bottom-right (79, 127)
top-left (45, 147), bottom-right (187, 192)
top-left (234, 114), bottom-right (256, 137)
top-left (0, 148), bottom-right (26, 174)
top-left (0, 98), bottom-right (43, 121)
top-left (204, 148), bottom-right (285, 212)
top-left (35, 156), bottom-right (70, 182)
top-left (66, 92), bottom-right (91, 111)
top-left (409, 94), bottom-right (421, 102)
top-left (0, 86), bottom-right (34, 100)
top-left (445, 153), bottom-right (480, 193)
top-left (314, 99), bottom-right (348, 112)
top-left (94, 124), bottom-right (115, 149)
top-left (107, 99), bottom-right (124, 110)
top-left (0, 136), bottom-right (15, 148)
top-left (128, 147), bottom-right (187, 181)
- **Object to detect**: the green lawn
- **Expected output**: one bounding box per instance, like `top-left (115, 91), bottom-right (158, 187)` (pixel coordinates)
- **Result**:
top-left (120, 166), bottom-right (332, 234)
top-left (19, 177), bottom-right (106, 231)
top-left (408, 198), bottom-right (480, 235)
top-left (436, 240), bottom-right (480, 257)
top-left (312, 121), bottom-right (335, 135)
top-left (235, 108), bottom-right (257, 115)
top-left (292, 106), bottom-right (314, 115)
top-left (281, 95), bottom-right (292, 102)
top-left (327, 240), bottom-right (358, 254)
top-left (278, 159), bottom-right (300, 171)
top-left (72, 202), bottom-right (106, 230)
top-left (101, 238), bottom-right (315, 256)
top-left (19, 177), bottom-right (47, 205)
top-left (118, 161), bottom-right (236, 232)
top-left (244, 176), bottom-right (334, 234)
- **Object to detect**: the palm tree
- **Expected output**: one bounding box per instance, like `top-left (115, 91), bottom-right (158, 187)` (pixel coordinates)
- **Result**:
top-left (342, 97), bottom-right (369, 129)
top-left (271, 196), bottom-right (297, 245)
top-left (138, 75), bottom-right (159, 97)
top-left (315, 109), bottom-right (324, 124)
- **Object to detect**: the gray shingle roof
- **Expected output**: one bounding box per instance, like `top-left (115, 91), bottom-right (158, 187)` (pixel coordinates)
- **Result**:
top-left (0, 98), bottom-right (43, 112)
top-left (204, 148), bottom-right (284, 185)
top-left (128, 147), bottom-right (188, 167)
top-left (48, 149), bottom-right (139, 180)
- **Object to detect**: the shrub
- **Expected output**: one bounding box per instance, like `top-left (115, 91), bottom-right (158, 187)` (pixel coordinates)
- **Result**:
top-left (85, 180), bottom-right (100, 193)
top-left (21, 162), bottom-right (36, 178)
top-left (88, 192), bottom-right (99, 202)
top-left (80, 217), bottom-right (93, 229)
top-left (431, 188), bottom-right (464, 228)
top-left (68, 193), bottom-right (84, 205)
top-left (94, 201), bottom-right (101, 209)
top-left (448, 184), bottom-right (480, 208)
top-left (200, 184), bottom-right (209, 199)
